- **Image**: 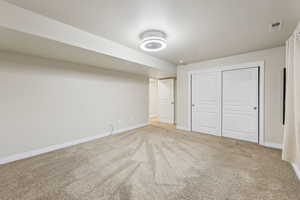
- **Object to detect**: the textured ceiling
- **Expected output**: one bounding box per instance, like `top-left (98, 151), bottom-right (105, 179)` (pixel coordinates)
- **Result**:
top-left (4, 0), bottom-right (300, 64)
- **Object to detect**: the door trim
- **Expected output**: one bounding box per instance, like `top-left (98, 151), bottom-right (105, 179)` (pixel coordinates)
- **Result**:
top-left (188, 61), bottom-right (265, 145)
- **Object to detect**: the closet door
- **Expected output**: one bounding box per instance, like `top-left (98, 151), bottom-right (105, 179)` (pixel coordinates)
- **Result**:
top-left (191, 72), bottom-right (221, 135)
top-left (222, 68), bottom-right (259, 143)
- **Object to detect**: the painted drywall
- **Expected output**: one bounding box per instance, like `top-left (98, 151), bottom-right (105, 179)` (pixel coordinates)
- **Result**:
top-left (0, 0), bottom-right (176, 77)
top-left (149, 79), bottom-right (158, 118)
top-left (295, 33), bottom-right (300, 178)
top-left (177, 46), bottom-right (285, 145)
top-left (283, 24), bottom-right (300, 179)
top-left (0, 51), bottom-right (149, 159)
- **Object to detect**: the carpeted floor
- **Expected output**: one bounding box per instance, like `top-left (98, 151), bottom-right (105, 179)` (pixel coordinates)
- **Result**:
top-left (0, 124), bottom-right (299, 200)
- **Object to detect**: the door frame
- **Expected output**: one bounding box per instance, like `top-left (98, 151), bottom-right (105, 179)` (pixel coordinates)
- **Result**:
top-left (188, 61), bottom-right (265, 145)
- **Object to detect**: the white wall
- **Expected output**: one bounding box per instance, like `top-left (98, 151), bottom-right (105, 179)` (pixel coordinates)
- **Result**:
top-left (283, 24), bottom-right (300, 179)
top-left (177, 47), bottom-right (285, 145)
top-left (0, 51), bottom-right (149, 159)
top-left (295, 33), bottom-right (300, 176)
top-left (293, 31), bottom-right (300, 177)
top-left (149, 79), bottom-right (158, 118)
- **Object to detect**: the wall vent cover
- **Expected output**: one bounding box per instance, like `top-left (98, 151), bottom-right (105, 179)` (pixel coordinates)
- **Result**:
top-left (269, 21), bottom-right (282, 32)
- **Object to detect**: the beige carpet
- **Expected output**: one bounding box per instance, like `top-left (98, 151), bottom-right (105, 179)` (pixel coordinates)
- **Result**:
top-left (0, 125), bottom-right (299, 200)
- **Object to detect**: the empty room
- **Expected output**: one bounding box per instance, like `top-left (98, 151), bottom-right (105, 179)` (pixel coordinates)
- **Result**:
top-left (0, 0), bottom-right (300, 199)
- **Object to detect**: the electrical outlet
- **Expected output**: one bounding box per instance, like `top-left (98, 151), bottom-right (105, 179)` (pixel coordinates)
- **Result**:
top-left (109, 124), bottom-right (114, 135)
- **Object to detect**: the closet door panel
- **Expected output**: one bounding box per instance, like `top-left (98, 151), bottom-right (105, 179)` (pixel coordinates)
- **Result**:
top-left (191, 72), bottom-right (221, 136)
top-left (222, 68), bottom-right (259, 143)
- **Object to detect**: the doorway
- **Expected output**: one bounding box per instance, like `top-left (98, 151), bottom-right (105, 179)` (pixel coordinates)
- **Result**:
top-left (149, 78), bottom-right (175, 125)
top-left (149, 79), bottom-right (158, 121)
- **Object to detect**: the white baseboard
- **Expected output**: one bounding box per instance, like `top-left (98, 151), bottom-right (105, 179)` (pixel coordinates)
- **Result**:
top-left (0, 123), bottom-right (149, 165)
top-left (291, 162), bottom-right (300, 181)
top-left (176, 126), bottom-right (190, 131)
top-left (263, 142), bottom-right (282, 149)
top-left (113, 123), bottom-right (149, 135)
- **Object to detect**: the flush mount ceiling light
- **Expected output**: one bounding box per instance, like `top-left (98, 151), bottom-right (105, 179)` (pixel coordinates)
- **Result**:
top-left (140, 30), bottom-right (167, 52)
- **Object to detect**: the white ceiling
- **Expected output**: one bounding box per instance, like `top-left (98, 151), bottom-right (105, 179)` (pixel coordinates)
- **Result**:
top-left (4, 0), bottom-right (300, 65)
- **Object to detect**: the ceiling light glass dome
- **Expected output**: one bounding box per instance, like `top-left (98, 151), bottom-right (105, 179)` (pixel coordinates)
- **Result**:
top-left (140, 30), bottom-right (167, 52)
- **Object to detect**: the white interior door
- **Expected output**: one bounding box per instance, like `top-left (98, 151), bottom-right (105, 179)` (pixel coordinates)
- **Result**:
top-left (191, 72), bottom-right (221, 135)
top-left (158, 79), bottom-right (174, 123)
top-left (222, 67), bottom-right (259, 143)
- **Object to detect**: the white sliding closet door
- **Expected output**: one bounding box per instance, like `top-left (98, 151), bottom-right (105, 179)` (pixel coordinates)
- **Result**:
top-left (191, 72), bottom-right (221, 135)
top-left (158, 79), bottom-right (175, 123)
top-left (222, 68), bottom-right (259, 143)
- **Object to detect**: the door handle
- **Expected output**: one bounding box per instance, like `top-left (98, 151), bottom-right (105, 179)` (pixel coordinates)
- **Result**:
top-left (171, 102), bottom-right (174, 105)
top-left (192, 104), bottom-right (195, 107)
top-left (253, 106), bottom-right (258, 110)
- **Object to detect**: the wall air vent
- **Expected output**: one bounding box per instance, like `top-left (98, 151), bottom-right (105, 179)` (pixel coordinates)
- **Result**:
top-left (269, 21), bottom-right (282, 32)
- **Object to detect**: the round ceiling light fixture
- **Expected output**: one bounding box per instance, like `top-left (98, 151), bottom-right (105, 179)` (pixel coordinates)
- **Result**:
top-left (140, 30), bottom-right (167, 52)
